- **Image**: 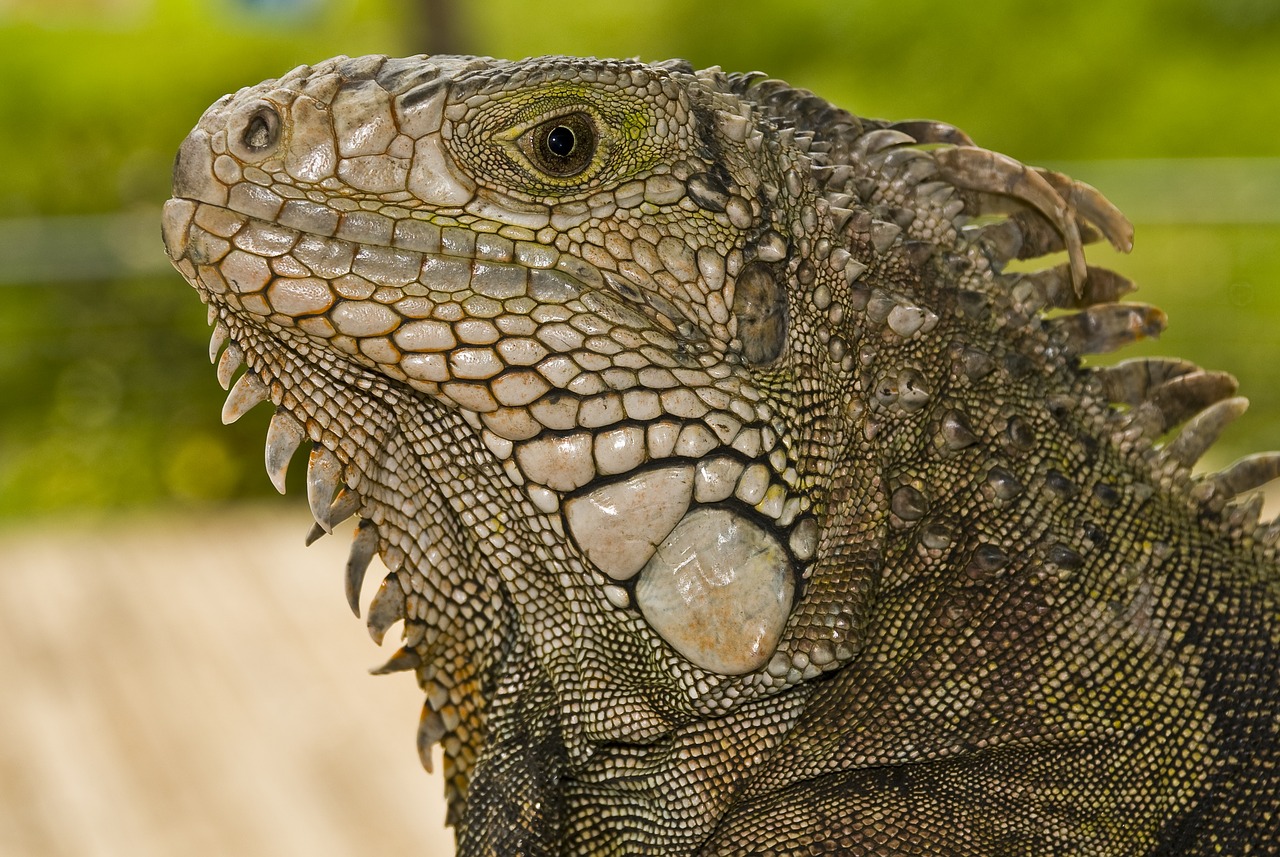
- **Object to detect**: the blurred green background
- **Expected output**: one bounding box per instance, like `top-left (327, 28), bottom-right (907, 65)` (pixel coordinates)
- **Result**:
top-left (2, 0), bottom-right (1278, 518)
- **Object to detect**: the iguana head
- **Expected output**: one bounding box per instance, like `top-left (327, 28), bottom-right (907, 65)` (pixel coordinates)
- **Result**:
top-left (162, 53), bottom-right (876, 784)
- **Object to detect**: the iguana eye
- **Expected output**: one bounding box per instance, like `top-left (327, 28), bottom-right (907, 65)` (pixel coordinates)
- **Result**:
top-left (521, 112), bottom-right (596, 178)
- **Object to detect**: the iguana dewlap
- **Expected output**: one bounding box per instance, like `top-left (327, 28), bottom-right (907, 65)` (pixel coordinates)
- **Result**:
top-left (162, 54), bottom-right (1280, 855)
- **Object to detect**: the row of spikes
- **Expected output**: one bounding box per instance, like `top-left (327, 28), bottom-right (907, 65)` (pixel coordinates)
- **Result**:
top-left (800, 121), bottom-right (1280, 538)
top-left (1099, 355), bottom-right (1280, 530)
top-left (211, 315), bottom-right (409, 642)
top-left (212, 315), bottom-right (484, 792)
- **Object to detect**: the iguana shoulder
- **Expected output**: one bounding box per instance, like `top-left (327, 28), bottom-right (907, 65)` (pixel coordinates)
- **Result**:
top-left (163, 54), bottom-right (1280, 855)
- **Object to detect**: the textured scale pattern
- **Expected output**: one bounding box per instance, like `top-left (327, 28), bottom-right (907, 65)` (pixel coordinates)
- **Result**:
top-left (162, 54), bottom-right (1280, 855)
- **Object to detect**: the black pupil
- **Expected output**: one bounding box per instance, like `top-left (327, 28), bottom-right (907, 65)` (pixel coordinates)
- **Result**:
top-left (546, 125), bottom-right (576, 158)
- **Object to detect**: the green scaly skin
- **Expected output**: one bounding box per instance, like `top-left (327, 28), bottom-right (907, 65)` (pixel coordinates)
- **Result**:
top-left (162, 55), bottom-right (1280, 854)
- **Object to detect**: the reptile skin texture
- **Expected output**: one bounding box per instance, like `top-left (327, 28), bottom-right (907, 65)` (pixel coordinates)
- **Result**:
top-left (162, 55), bottom-right (1279, 855)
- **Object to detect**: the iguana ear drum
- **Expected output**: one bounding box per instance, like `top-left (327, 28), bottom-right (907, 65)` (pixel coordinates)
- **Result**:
top-left (732, 261), bottom-right (787, 365)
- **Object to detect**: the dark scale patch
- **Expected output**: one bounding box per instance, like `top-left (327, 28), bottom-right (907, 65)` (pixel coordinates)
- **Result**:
top-left (846, 282), bottom-right (871, 311)
top-left (376, 59), bottom-right (444, 95)
top-left (1046, 394), bottom-right (1075, 425)
top-left (690, 104), bottom-right (732, 176)
top-left (955, 344), bottom-right (997, 381)
top-left (1044, 543), bottom-right (1084, 570)
top-left (900, 239), bottom-right (936, 267)
top-left (956, 290), bottom-right (989, 319)
top-left (1002, 352), bottom-right (1036, 381)
top-left (1003, 415), bottom-right (1037, 455)
top-left (886, 206), bottom-right (916, 229)
top-left (1079, 520), bottom-right (1108, 549)
top-left (920, 521), bottom-right (957, 551)
top-left (1078, 431), bottom-right (1102, 460)
top-left (1045, 469), bottom-right (1080, 499)
top-left (965, 543), bottom-right (1010, 580)
top-left (459, 660), bottom-right (569, 855)
top-left (939, 409), bottom-right (979, 451)
top-left (842, 207), bottom-right (874, 242)
top-left (686, 172), bottom-right (731, 212)
top-left (986, 465), bottom-right (1024, 501)
top-left (890, 484), bottom-right (929, 522)
top-left (1149, 546), bottom-right (1280, 852)
top-left (397, 78), bottom-right (447, 111)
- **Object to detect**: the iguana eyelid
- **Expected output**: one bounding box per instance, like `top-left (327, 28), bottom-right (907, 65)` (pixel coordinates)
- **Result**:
top-left (500, 103), bottom-right (608, 140)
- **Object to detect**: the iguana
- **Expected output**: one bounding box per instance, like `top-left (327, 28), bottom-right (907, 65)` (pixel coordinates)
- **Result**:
top-left (161, 54), bottom-right (1280, 855)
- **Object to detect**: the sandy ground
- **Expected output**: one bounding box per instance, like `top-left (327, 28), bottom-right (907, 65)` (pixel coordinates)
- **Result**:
top-left (0, 507), bottom-right (455, 857)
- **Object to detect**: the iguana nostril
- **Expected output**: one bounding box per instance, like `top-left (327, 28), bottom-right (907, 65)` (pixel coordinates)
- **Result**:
top-left (234, 102), bottom-right (282, 158)
top-left (244, 112), bottom-right (273, 149)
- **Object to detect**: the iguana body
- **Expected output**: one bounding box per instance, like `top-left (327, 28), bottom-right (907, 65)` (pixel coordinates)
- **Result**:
top-left (162, 55), bottom-right (1280, 854)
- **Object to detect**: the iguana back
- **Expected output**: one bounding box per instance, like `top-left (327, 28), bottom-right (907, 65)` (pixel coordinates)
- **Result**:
top-left (162, 54), bottom-right (1280, 854)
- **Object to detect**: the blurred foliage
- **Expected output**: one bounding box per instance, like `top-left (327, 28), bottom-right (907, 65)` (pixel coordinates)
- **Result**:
top-left (0, 0), bottom-right (1277, 516)
top-left (0, 0), bottom-right (410, 515)
top-left (460, 0), bottom-right (1280, 161)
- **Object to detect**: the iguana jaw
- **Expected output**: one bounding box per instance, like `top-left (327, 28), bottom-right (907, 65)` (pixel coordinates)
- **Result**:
top-left (160, 181), bottom-right (820, 695)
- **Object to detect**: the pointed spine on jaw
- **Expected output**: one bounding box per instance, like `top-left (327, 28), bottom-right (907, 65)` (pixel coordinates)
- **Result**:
top-left (208, 322), bottom-right (229, 362)
top-left (264, 410), bottom-right (306, 494)
top-left (216, 342), bottom-right (244, 390)
top-left (203, 312), bottom-right (400, 667)
top-left (346, 518), bottom-right (379, 617)
top-left (366, 574), bottom-right (407, 646)
top-left (221, 371), bottom-right (270, 424)
top-left (306, 445), bottom-right (344, 534)
top-left (305, 487), bottom-right (362, 545)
